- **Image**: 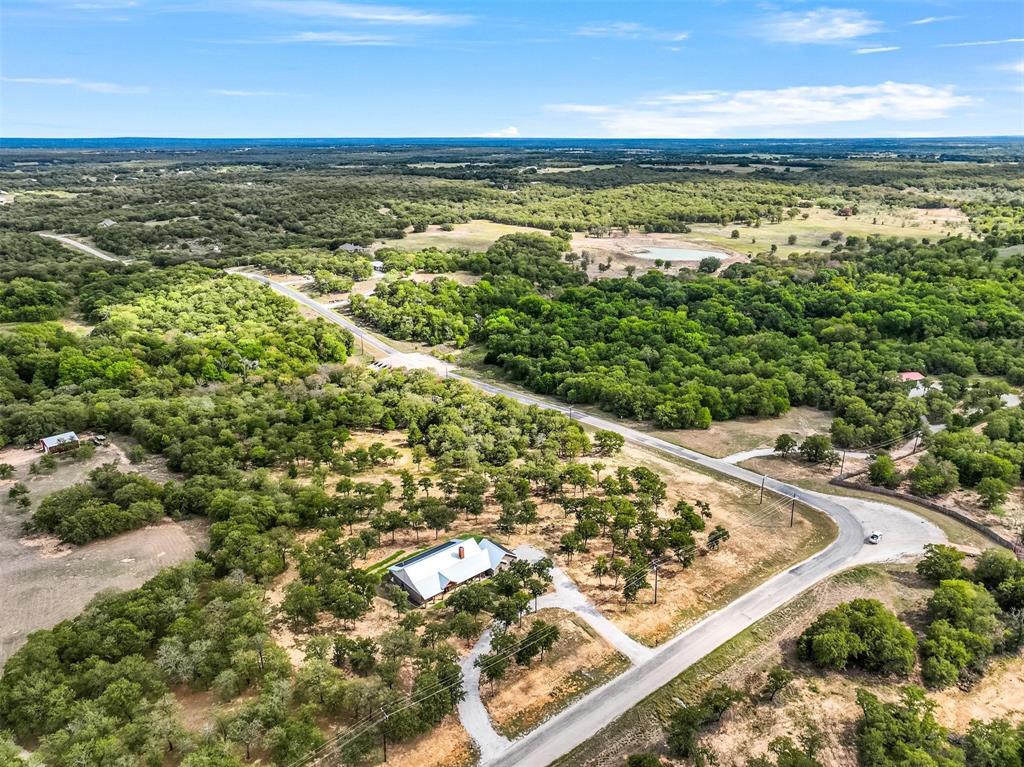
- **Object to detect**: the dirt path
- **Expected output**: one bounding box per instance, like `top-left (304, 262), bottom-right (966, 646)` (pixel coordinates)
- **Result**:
top-left (37, 231), bottom-right (130, 263)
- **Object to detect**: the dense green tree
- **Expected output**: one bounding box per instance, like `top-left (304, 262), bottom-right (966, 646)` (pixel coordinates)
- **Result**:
top-left (797, 599), bottom-right (917, 675)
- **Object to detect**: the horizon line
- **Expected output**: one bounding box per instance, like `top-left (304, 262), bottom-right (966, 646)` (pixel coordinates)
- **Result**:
top-left (3, 134), bottom-right (1023, 144)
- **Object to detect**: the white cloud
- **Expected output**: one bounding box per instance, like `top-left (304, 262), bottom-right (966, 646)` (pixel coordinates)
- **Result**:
top-left (999, 60), bottom-right (1024, 74)
top-left (854, 46), bottom-right (900, 55)
top-left (480, 126), bottom-right (520, 138)
top-left (910, 16), bottom-right (958, 25)
top-left (209, 89), bottom-right (288, 97)
top-left (759, 8), bottom-right (882, 44)
top-left (278, 31), bottom-right (397, 45)
top-left (2, 76), bottom-right (148, 94)
top-left (575, 22), bottom-right (688, 42)
top-left (254, 1), bottom-right (471, 25)
top-left (939, 38), bottom-right (1024, 48)
top-left (546, 82), bottom-right (972, 138)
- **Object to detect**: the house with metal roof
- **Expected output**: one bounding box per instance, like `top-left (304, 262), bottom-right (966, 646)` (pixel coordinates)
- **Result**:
top-left (39, 431), bottom-right (80, 454)
top-left (388, 538), bottom-right (516, 605)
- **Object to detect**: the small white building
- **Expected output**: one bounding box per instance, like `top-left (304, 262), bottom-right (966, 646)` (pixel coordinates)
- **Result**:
top-left (40, 431), bottom-right (80, 454)
top-left (388, 538), bottom-right (516, 605)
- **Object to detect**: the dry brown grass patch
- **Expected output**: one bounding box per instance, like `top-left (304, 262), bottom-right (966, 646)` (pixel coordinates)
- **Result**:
top-left (482, 608), bottom-right (630, 739)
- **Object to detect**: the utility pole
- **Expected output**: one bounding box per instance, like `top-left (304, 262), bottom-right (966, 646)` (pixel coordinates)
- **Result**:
top-left (912, 432), bottom-right (920, 454)
top-left (759, 476), bottom-right (766, 504)
top-left (653, 562), bottom-right (659, 604)
top-left (380, 706), bottom-right (390, 762)
top-left (790, 496), bottom-right (796, 528)
top-left (568, 405), bottom-right (573, 420)
top-left (839, 450), bottom-right (846, 475)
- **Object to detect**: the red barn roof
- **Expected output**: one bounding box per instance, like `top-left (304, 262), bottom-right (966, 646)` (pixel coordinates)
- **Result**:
top-left (899, 371), bottom-right (925, 382)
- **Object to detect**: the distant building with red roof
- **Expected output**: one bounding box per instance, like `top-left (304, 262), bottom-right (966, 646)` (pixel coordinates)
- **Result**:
top-left (898, 371), bottom-right (925, 382)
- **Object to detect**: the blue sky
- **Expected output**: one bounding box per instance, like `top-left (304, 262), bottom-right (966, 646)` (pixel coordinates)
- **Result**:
top-left (2, 0), bottom-right (1022, 138)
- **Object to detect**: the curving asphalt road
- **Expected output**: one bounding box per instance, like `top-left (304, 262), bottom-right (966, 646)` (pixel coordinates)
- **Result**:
top-left (235, 271), bottom-right (945, 766)
top-left (37, 232), bottom-right (130, 263)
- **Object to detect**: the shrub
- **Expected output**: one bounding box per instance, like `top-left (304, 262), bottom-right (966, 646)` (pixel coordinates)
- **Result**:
top-left (868, 455), bottom-right (902, 489)
top-left (976, 477), bottom-right (1010, 509)
top-left (908, 455), bottom-right (959, 497)
top-left (799, 435), bottom-right (834, 464)
top-left (974, 548), bottom-right (1021, 591)
top-left (797, 599), bottom-right (917, 675)
top-left (921, 580), bottom-right (1003, 687)
top-left (916, 544), bottom-right (969, 584)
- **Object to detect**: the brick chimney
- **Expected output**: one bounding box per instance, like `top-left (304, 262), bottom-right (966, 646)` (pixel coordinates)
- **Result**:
top-left (458, 546), bottom-right (465, 559)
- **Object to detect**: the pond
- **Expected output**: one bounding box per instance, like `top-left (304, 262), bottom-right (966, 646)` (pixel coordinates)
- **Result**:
top-left (632, 247), bottom-right (722, 262)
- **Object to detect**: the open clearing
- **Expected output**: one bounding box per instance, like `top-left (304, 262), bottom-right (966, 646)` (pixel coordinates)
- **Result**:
top-left (385, 715), bottom-right (477, 767)
top-left (0, 439), bottom-right (205, 665)
top-left (482, 608), bottom-right (630, 739)
top-left (687, 204), bottom-right (973, 259)
top-left (571, 231), bottom-right (746, 279)
top-left (375, 220), bottom-right (548, 252)
top-left (645, 406), bottom-right (833, 459)
top-left (557, 563), bottom-right (1022, 767)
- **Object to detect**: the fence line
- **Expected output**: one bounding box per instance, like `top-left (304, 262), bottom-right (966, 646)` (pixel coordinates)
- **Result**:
top-left (829, 476), bottom-right (1021, 556)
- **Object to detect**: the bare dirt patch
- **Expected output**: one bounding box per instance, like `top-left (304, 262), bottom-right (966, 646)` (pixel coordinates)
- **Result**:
top-left (0, 515), bottom-right (206, 666)
top-left (571, 231), bottom-right (747, 280)
top-left (931, 655), bottom-right (1024, 732)
top-left (482, 608), bottom-right (630, 739)
top-left (741, 454), bottom-right (868, 487)
top-left (0, 438), bottom-right (203, 666)
top-left (382, 714), bottom-right (477, 767)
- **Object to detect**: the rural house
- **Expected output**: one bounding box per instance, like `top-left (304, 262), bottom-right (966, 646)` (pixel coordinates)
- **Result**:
top-left (388, 538), bottom-right (516, 605)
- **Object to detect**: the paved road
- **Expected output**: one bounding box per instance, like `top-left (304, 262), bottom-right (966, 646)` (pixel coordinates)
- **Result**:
top-left (235, 272), bottom-right (401, 356)
top-left (486, 489), bottom-right (939, 767)
top-left (37, 232), bottom-right (130, 263)
top-left (238, 271), bottom-right (944, 766)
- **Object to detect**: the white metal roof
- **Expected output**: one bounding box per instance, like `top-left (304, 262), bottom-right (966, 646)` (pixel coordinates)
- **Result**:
top-left (40, 432), bottom-right (79, 449)
top-left (389, 538), bottom-right (512, 601)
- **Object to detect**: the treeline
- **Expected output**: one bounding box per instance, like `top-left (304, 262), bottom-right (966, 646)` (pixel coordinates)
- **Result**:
top-left (352, 236), bottom-right (1023, 449)
top-left (2, 151), bottom-right (1021, 265)
top-left (246, 246), bottom-right (374, 281)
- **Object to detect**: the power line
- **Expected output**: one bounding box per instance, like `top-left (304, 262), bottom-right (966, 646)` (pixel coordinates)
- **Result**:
top-left (287, 493), bottom-right (799, 767)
